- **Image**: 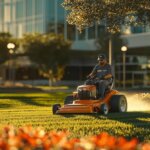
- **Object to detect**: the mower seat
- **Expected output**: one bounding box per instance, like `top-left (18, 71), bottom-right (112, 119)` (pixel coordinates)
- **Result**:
top-left (105, 77), bottom-right (114, 93)
top-left (96, 77), bottom-right (113, 98)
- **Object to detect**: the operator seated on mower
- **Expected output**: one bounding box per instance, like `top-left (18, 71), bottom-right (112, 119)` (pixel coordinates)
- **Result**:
top-left (87, 54), bottom-right (113, 99)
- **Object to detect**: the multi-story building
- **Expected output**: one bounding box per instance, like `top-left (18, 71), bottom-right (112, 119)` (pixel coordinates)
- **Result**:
top-left (0, 0), bottom-right (150, 87)
top-left (116, 26), bottom-right (150, 87)
top-left (0, 0), bottom-right (102, 45)
top-left (0, 0), bottom-right (102, 81)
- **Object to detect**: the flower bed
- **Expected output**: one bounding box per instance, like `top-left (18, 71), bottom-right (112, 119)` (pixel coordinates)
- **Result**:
top-left (0, 126), bottom-right (149, 150)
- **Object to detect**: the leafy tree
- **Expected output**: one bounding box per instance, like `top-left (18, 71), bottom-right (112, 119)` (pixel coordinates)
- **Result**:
top-left (22, 33), bottom-right (71, 85)
top-left (62, 0), bottom-right (150, 33)
top-left (0, 32), bottom-right (19, 64)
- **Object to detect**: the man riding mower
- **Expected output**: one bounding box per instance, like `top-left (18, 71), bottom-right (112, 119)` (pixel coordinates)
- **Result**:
top-left (52, 54), bottom-right (127, 115)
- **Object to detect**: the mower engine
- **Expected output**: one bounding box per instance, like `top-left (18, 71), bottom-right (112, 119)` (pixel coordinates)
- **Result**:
top-left (77, 85), bottom-right (97, 100)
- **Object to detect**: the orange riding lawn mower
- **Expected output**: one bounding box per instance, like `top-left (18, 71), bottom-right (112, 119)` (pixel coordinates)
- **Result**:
top-left (52, 77), bottom-right (127, 115)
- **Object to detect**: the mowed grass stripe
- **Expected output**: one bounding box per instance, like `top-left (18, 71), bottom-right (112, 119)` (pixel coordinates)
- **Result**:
top-left (0, 92), bottom-right (149, 141)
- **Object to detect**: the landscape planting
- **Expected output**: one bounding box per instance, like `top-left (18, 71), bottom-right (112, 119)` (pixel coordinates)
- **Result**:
top-left (0, 126), bottom-right (150, 150)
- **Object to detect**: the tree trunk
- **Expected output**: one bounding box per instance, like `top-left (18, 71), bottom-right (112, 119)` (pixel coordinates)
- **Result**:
top-left (49, 78), bottom-right (52, 86)
top-left (48, 69), bottom-right (53, 86)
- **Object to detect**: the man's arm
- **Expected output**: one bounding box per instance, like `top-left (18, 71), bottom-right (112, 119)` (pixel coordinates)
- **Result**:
top-left (87, 65), bottom-right (97, 78)
top-left (103, 74), bottom-right (112, 79)
top-left (103, 64), bottom-right (112, 79)
top-left (87, 72), bottom-right (96, 78)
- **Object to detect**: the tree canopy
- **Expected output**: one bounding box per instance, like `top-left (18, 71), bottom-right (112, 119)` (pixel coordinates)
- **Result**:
top-left (22, 33), bottom-right (71, 82)
top-left (62, 0), bottom-right (150, 33)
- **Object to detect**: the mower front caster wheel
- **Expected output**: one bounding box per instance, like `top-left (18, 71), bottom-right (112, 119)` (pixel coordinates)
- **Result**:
top-left (52, 104), bottom-right (61, 114)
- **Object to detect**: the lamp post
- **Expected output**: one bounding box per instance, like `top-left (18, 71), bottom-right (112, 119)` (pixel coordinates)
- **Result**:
top-left (7, 43), bottom-right (15, 83)
top-left (121, 46), bottom-right (127, 89)
top-left (109, 38), bottom-right (112, 65)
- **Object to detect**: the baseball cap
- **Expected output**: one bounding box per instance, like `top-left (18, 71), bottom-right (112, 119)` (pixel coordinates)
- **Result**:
top-left (97, 54), bottom-right (107, 61)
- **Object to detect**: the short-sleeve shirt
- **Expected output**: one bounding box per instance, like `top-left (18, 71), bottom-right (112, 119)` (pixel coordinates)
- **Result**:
top-left (92, 63), bottom-right (112, 79)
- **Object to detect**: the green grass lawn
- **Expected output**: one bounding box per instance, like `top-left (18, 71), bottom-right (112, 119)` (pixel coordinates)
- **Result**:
top-left (0, 92), bottom-right (150, 142)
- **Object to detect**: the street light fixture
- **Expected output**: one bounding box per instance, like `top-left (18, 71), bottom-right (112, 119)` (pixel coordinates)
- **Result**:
top-left (7, 43), bottom-right (15, 83)
top-left (7, 43), bottom-right (15, 50)
top-left (121, 46), bottom-right (127, 89)
top-left (9, 49), bottom-right (14, 54)
top-left (121, 46), bottom-right (127, 52)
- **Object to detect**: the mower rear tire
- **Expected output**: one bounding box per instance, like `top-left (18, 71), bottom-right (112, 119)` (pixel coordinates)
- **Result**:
top-left (110, 95), bottom-right (127, 112)
top-left (52, 104), bottom-right (61, 114)
top-left (64, 95), bottom-right (73, 105)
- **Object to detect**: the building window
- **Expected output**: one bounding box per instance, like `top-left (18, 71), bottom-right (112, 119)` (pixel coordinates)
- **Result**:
top-left (35, 21), bottom-right (43, 33)
top-left (78, 29), bottom-right (86, 40)
top-left (4, 3), bottom-right (11, 22)
top-left (131, 26), bottom-right (143, 33)
top-left (97, 25), bottom-right (105, 37)
top-left (145, 25), bottom-right (150, 32)
top-left (35, 0), bottom-right (42, 15)
top-left (26, 0), bottom-right (32, 17)
top-left (0, 2), bottom-right (4, 22)
top-left (57, 23), bottom-right (64, 35)
top-left (26, 22), bottom-right (33, 32)
top-left (16, 1), bottom-right (24, 18)
top-left (47, 0), bottom-right (54, 17)
top-left (88, 25), bottom-right (96, 39)
top-left (67, 24), bottom-right (76, 40)
top-left (47, 22), bottom-right (55, 33)
top-left (57, 0), bottom-right (64, 22)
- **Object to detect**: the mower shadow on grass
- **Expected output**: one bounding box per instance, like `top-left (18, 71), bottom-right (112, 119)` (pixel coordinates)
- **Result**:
top-left (61, 112), bottom-right (150, 134)
top-left (91, 111), bottom-right (150, 128)
top-left (63, 112), bottom-right (150, 141)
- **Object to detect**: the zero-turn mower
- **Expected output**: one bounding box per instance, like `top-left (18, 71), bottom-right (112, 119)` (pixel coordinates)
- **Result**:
top-left (52, 78), bottom-right (127, 115)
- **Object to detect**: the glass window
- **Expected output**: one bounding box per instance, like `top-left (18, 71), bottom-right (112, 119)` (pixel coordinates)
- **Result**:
top-left (0, 2), bottom-right (4, 22)
top-left (57, 0), bottom-right (64, 23)
top-left (26, 22), bottom-right (33, 32)
top-left (46, 0), bottom-right (54, 17)
top-left (145, 25), bottom-right (150, 32)
top-left (57, 23), bottom-right (64, 34)
top-left (131, 26), bottom-right (143, 33)
top-left (35, 0), bottom-right (42, 15)
top-left (4, 3), bottom-right (11, 22)
top-left (35, 21), bottom-right (43, 33)
top-left (88, 25), bottom-right (96, 39)
top-left (16, 1), bottom-right (24, 18)
top-left (78, 29), bottom-right (86, 40)
top-left (45, 0), bottom-right (55, 32)
top-left (26, 0), bottom-right (32, 17)
top-left (47, 22), bottom-right (55, 33)
top-left (97, 25), bottom-right (105, 37)
top-left (67, 24), bottom-right (76, 40)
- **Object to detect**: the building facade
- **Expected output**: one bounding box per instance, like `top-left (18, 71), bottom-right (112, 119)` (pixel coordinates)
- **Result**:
top-left (0, 0), bottom-right (102, 81)
top-left (0, 0), bottom-right (52, 37)
top-left (0, 0), bottom-right (102, 50)
top-left (0, 0), bottom-right (150, 87)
